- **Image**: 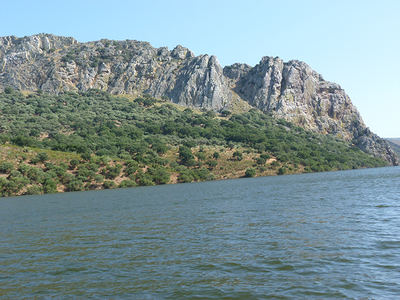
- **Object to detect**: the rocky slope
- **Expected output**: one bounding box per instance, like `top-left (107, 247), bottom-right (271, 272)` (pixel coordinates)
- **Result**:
top-left (386, 139), bottom-right (400, 157)
top-left (0, 34), bottom-right (397, 165)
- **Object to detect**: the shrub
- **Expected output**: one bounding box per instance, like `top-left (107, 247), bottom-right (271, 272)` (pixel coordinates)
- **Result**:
top-left (212, 151), bottom-right (220, 159)
top-left (245, 168), bottom-right (256, 177)
top-left (103, 180), bottom-right (116, 189)
top-left (148, 166), bottom-right (170, 184)
top-left (81, 152), bottom-right (92, 161)
top-left (69, 159), bottom-right (79, 170)
top-left (152, 141), bottom-right (168, 155)
top-left (43, 178), bottom-right (58, 193)
top-left (36, 152), bottom-right (49, 163)
top-left (206, 160), bottom-right (217, 169)
top-left (256, 157), bottom-right (266, 165)
top-left (179, 145), bottom-right (195, 166)
top-left (103, 164), bottom-right (122, 179)
top-left (178, 170), bottom-right (194, 183)
top-left (0, 161), bottom-right (14, 174)
top-left (232, 151), bottom-right (243, 161)
top-left (277, 167), bottom-right (286, 175)
top-left (192, 168), bottom-right (214, 181)
top-left (25, 185), bottom-right (43, 195)
top-left (196, 152), bottom-right (206, 161)
top-left (27, 167), bottom-right (45, 183)
top-left (65, 179), bottom-right (83, 192)
top-left (260, 153), bottom-right (270, 160)
top-left (119, 180), bottom-right (137, 188)
top-left (4, 87), bottom-right (14, 94)
top-left (135, 171), bottom-right (154, 186)
top-left (94, 174), bottom-right (104, 183)
top-left (18, 164), bottom-right (30, 176)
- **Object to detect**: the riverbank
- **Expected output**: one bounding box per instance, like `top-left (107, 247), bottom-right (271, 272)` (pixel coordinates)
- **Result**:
top-left (0, 141), bottom-right (386, 197)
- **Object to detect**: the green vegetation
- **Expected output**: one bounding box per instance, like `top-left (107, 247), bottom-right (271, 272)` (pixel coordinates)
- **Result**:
top-left (245, 168), bottom-right (256, 177)
top-left (0, 89), bottom-right (387, 197)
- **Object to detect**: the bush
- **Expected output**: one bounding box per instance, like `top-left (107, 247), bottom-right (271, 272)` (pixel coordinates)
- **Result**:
top-left (103, 180), bottom-right (116, 189)
top-left (0, 161), bottom-right (14, 174)
top-left (178, 170), bottom-right (194, 183)
top-left (4, 87), bottom-right (14, 94)
top-left (256, 157), bottom-right (266, 165)
top-left (148, 166), bottom-right (170, 184)
top-left (196, 152), bottom-right (206, 161)
top-left (135, 171), bottom-right (154, 186)
top-left (25, 185), bottom-right (43, 195)
top-left (260, 153), bottom-right (270, 160)
top-left (277, 167), bottom-right (286, 175)
top-left (27, 167), bottom-right (45, 183)
top-left (65, 179), bottom-right (83, 192)
top-left (192, 168), bottom-right (214, 181)
top-left (206, 160), bottom-right (217, 169)
top-left (179, 145), bottom-right (195, 166)
top-left (103, 164), bottom-right (122, 179)
top-left (119, 180), bottom-right (137, 188)
top-left (81, 152), bottom-right (92, 161)
top-left (94, 174), bottom-right (104, 183)
top-left (39, 152), bottom-right (49, 162)
top-left (43, 178), bottom-right (58, 193)
top-left (245, 168), bottom-right (256, 177)
top-left (69, 159), bottom-right (79, 170)
top-left (232, 151), bottom-right (243, 161)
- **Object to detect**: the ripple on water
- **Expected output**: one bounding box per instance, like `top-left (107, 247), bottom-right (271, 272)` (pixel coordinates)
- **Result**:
top-left (1, 167), bottom-right (400, 298)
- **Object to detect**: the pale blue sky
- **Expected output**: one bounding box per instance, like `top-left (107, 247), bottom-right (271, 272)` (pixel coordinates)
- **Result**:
top-left (1, 0), bottom-right (399, 137)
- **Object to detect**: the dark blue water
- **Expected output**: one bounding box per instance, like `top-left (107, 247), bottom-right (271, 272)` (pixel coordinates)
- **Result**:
top-left (1, 167), bottom-right (400, 299)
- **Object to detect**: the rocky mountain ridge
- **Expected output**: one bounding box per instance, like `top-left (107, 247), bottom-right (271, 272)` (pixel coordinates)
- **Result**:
top-left (0, 34), bottom-right (397, 165)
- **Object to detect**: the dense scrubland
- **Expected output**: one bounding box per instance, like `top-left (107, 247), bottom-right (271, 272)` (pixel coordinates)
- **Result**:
top-left (0, 89), bottom-right (386, 197)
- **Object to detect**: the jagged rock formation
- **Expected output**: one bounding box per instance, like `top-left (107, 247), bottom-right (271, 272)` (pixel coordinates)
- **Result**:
top-left (0, 34), bottom-right (232, 111)
top-left (0, 34), bottom-right (397, 165)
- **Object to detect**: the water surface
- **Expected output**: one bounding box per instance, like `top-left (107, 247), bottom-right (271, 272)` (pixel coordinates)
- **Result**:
top-left (1, 167), bottom-right (400, 298)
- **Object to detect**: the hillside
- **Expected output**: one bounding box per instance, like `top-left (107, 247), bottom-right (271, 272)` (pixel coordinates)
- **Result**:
top-left (0, 90), bottom-right (387, 197)
top-left (0, 34), bottom-right (397, 165)
top-left (386, 139), bottom-right (400, 157)
top-left (386, 138), bottom-right (400, 146)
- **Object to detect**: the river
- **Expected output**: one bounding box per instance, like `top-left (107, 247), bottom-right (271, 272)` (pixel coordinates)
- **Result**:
top-left (1, 167), bottom-right (400, 298)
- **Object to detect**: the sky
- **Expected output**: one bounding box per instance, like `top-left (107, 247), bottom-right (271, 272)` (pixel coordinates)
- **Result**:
top-left (1, 0), bottom-right (399, 137)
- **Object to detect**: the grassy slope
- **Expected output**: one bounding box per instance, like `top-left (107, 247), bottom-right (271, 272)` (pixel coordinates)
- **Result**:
top-left (0, 89), bottom-right (387, 197)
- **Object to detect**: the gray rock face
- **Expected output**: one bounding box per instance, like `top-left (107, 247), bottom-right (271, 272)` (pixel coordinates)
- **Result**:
top-left (168, 55), bottom-right (231, 110)
top-left (0, 34), bottom-right (232, 110)
top-left (0, 33), bottom-right (397, 165)
top-left (232, 57), bottom-right (362, 139)
top-left (355, 129), bottom-right (398, 165)
top-left (223, 63), bottom-right (252, 84)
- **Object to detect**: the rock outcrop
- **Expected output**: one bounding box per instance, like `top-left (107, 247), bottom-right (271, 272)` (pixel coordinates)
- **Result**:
top-left (0, 33), bottom-right (397, 165)
top-left (0, 34), bottom-right (232, 111)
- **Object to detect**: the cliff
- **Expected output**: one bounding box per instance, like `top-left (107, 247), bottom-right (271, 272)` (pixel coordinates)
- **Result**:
top-left (0, 33), bottom-right (397, 165)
